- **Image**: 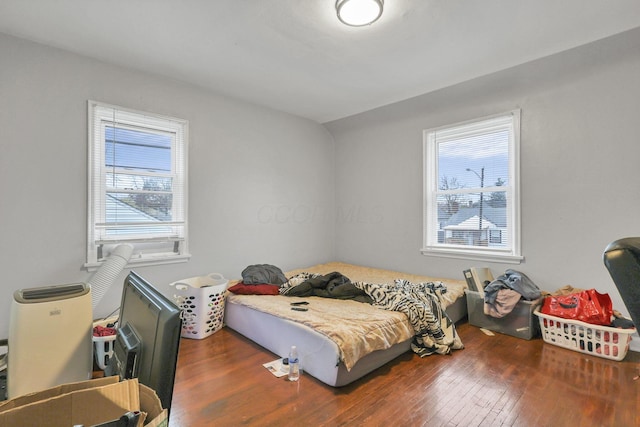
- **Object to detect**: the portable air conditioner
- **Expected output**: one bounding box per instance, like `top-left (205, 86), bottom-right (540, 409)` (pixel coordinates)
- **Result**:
top-left (8, 283), bottom-right (93, 399)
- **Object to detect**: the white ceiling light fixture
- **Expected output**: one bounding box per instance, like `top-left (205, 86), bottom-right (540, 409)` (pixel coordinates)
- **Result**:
top-left (336, 0), bottom-right (384, 27)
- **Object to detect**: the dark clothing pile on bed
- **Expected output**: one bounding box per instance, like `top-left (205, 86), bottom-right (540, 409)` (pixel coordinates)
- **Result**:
top-left (226, 264), bottom-right (288, 295)
top-left (241, 264), bottom-right (288, 285)
top-left (280, 272), bottom-right (373, 304)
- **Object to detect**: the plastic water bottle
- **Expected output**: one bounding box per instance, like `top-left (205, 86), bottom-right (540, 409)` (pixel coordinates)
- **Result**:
top-left (288, 345), bottom-right (300, 381)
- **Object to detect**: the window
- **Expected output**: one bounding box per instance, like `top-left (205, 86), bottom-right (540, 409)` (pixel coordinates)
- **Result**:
top-left (422, 110), bottom-right (522, 263)
top-left (87, 101), bottom-right (189, 269)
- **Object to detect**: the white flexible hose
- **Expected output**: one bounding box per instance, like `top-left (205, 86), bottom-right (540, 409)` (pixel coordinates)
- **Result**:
top-left (89, 244), bottom-right (134, 310)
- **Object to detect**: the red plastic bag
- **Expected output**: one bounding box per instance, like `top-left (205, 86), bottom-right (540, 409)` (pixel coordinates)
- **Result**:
top-left (540, 289), bottom-right (613, 326)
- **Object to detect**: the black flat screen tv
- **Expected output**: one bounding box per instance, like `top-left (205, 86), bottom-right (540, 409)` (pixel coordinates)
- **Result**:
top-left (106, 271), bottom-right (182, 412)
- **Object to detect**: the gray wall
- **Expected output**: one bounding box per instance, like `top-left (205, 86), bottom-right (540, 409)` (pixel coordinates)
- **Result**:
top-left (326, 28), bottom-right (640, 318)
top-left (0, 33), bottom-right (335, 338)
top-left (2, 27), bottom-right (639, 340)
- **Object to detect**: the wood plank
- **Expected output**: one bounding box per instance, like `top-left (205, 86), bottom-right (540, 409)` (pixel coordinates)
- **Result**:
top-left (169, 322), bottom-right (640, 426)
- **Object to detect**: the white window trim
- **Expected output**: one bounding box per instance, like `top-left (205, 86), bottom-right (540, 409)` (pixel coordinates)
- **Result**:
top-left (421, 110), bottom-right (523, 264)
top-left (86, 100), bottom-right (190, 270)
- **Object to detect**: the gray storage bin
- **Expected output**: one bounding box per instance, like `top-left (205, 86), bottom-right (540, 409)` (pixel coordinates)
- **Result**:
top-left (465, 290), bottom-right (541, 340)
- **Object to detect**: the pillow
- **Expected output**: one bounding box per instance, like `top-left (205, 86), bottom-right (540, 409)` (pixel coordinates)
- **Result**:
top-left (228, 282), bottom-right (280, 295)
top-left (241, 264), bottom-right (287, 285)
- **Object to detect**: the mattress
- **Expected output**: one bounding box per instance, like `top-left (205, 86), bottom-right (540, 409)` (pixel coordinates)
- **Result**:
top-left (224, 262), bottom-right (468, 387)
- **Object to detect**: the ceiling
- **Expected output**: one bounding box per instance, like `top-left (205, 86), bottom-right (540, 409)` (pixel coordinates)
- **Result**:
top-left (1, 1), bottom-right (640, 123)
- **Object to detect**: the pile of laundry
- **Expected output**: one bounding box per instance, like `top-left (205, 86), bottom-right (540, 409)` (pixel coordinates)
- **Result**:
top-left (483, 269), bottom-right (541, 318)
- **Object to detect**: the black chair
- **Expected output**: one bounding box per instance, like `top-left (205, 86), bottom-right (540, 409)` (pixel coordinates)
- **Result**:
top-left (603, 237), bottom-right (640, 329)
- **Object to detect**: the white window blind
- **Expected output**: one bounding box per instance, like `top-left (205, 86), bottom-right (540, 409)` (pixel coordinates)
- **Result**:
top-left (422, 110), bottom-right (522, 263)
top-left (87, 101), bottom-right (189, 268)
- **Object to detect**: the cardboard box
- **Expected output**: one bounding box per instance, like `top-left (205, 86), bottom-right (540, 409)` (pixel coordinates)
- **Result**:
top-left (466, 290), bottom-right (542, 340)
top-left (0, 376), bottom-right (167, 427)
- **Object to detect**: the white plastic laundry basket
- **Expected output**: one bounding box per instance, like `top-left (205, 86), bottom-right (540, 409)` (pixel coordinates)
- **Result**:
top-left (170, 273), bottom-right (229, 339)
top-left (534, 309), bottom-right (635, 361)
top-left (92, 316), bottom-right (118, 370)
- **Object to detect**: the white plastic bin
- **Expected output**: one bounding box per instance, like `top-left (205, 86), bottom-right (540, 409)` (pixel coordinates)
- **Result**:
top-left (92, 316), bottom-right (118, 370)
top-left (170, 273), bottom-right (229, 339)
top-left (535, 309), bottom-right (635, 361)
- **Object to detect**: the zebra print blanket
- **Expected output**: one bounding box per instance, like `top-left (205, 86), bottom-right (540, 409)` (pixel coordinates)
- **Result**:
top-left (355, 279), bottom-right (464, 356)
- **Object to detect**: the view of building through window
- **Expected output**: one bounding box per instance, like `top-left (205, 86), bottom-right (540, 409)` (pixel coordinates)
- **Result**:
top-left (87, 101), bottom-right (189, 267)
top-left (423, 111), bottom-right (520, 261)
top-left (436, 127), bottom-right (509, 247)
top-left (105, 126), bottom-right (175, 235)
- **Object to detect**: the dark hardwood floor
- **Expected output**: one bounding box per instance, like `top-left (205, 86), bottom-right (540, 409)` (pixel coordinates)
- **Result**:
top-left (169, 322), bottom-right (640, 426)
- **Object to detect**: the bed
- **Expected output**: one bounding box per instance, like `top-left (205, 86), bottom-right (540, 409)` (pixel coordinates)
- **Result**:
top-left (223, 262), bottom-right (468, 387)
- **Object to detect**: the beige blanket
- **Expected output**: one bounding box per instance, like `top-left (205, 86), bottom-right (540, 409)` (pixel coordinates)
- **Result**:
top-left (227, 295), bottom-right (413, 370)
top-left (227, 262), bottom-right (467, 370)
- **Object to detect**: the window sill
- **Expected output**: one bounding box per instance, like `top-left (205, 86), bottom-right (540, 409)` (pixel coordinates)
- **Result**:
top-left (85, 253), bottom-right (191, 272)
top-left (420, 247), bottom-right (523, 264)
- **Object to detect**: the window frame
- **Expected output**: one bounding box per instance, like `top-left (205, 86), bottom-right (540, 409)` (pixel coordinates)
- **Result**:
top-left (86, 100), bottom-right (190, 270)
top-left (421, 110), bottom-right (523, 263)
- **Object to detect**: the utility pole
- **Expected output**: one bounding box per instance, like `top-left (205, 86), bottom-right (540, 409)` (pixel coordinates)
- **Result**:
top-left (466, 167), bottom-right (485, 244)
